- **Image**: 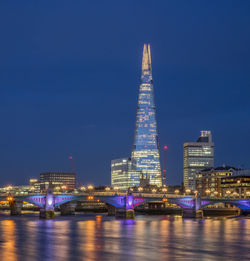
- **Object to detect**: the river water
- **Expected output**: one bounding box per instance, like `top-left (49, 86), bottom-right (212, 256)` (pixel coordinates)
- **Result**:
top-left (0, 212), bottom-right (249, 261)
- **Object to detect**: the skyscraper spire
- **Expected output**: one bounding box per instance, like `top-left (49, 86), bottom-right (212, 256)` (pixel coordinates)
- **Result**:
top-left (142, 44), bottom-right (152, 72)
top-left (131, 44), bottom-right (162, 187)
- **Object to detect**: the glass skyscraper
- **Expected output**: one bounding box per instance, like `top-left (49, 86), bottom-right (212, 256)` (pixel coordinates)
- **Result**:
top-left (131, 44), bottom-right (162, 187)
top-left (184, 130), bottom-right (214, 190)
top-left (111, 158), bottom-right (141, 190)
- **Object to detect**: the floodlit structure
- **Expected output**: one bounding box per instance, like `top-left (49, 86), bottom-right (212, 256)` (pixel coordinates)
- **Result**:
top-left (111, 158), bottom-right (141, 190)
top-left (40, 172), bottom-right (76, 191)
top-left (184, 130), bottom-right (214, 190)
top-left (131, 44), bottom-right (162, 187)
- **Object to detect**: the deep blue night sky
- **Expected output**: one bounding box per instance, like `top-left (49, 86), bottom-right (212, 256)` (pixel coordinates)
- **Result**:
top-left (0, 1), bottom-right (250, 186)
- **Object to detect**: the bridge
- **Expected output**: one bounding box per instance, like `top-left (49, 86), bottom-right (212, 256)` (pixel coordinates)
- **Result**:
top-left (1, 189), bottom-right (250, 218)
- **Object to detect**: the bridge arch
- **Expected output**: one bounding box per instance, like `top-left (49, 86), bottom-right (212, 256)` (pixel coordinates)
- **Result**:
top-left (200, 199), bottom-right (250, 211)
top-left (133, 197), bottom-right (195, 210)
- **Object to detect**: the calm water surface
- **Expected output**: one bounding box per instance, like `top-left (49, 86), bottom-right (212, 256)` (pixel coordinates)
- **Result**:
top-left (0, 212), bottom-right (250, 261)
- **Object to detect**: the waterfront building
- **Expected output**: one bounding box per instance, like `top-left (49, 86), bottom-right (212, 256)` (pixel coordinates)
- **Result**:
top-left (195, 166), bottom-right (235, 197)
top-left (111, 158), bottom-right (141, 190)
top-left (221, 175), bottom-right (250, 199)
top-left (196, 166), bottom-right (250, 198)
top-left (184, 130), bottom-right (214, 190)
top-left (131, 44), bottom-right (162, 187)
top-left (40, 172), bottom-right (76, 191)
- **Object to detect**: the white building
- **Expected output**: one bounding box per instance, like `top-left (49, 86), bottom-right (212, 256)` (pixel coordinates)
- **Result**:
top-left (111, 158), bottom-right (141, 190)
top-left (184, 130), bottom-right (214, 190)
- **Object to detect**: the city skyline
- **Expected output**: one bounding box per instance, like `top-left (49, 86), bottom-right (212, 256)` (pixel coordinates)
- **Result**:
top-left (1, 2), bottom-right (250, 261)
top-left (1, 1), bottom-right (250, 186)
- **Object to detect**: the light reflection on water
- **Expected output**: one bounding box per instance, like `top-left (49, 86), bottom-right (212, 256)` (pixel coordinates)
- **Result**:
top-left (0, 214), bottom-right (250, 261)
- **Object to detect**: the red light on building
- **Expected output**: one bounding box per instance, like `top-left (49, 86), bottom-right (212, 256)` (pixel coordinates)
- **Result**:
top-left (164, 145), bottom-right (168, 150)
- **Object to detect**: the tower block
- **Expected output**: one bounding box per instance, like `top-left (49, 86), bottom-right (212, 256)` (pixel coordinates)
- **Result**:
top-left (132, 44), bottom-right (162, 187)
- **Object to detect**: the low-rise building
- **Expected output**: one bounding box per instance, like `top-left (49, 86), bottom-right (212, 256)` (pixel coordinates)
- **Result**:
top-left (40, 172), bottom-right (76, 191)
top-left (221, 176), bottom-right (250, 198)
top-left (196, 166), bottom-right (240, 197)
top-left (196, 166), bottom-right (250, 198)
top-left (29, 178), bottom-right (40, 193)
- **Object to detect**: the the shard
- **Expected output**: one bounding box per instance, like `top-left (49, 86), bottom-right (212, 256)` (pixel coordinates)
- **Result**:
top-left (131, 44), bottom-right (162, 187)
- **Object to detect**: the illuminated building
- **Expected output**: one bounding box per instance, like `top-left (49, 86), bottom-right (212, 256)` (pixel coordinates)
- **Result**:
top-left (184, 130), bottom-right (214, 190)
top-left (0, 185), bottom-right (36, 195)
top-left (40, 172), bottom-right (76, 191)
top-left (111, 158), bottom-right (141, 190)
top-left (195, 166), bottom-right (236, 197)
top-left (29, 178), bottom-right (40, 193)
top-left (131, 44), bottom-right (162, 187)
top-left (221, 175), bottom-right (250, 198)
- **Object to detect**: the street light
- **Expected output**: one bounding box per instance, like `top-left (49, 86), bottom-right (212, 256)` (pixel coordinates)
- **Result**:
top-left (162, 187), bottom-right (167, 193)
top-left (80, 186), bottom-right (86, 191)
top-left (114, 186), bottom-right (119, 191)
top-left (152, 188), bottom-right (157, 193)
top-left (6, 196), bottom-right (14, 202)
top-left (185, 189), bottom-right (191, 195)
top-left (174, 189), bottom-right (179, 195)
top-left (205, 189), bottom-right (210, 196)
top-left (87, 185), bottom-right (94, 190)
top-left (105, 187), bottom-right (111, 191)
top-left (232, 191), bottom-right (239, 198)
top-left (138, 187), bottom-right (143, 192)
top-left (226, 190), bottom-right (231, 197)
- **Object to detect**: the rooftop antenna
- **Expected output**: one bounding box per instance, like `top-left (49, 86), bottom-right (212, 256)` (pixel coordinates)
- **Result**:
top-left (163, 145), bottom-right (168, 186)
top-left (69, 156), bottom-right (76, 174)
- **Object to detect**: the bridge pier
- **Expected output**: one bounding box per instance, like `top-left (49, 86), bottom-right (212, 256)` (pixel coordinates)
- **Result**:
top-left (182, 209), bottom-right (203, 218)
top-left (107, 204), bottom-right (116, 216)
top-left (39, 209), bottom-right (55, 219)
top-left (40, 188), bottom-right (55, 219)
top-left (115, 209), bottom-right (135, 219)
top-left (10, 201), bottom-right (23, 216)
top-left (60, 201), bottom-right (77, 215)
top-left (182, 193), bottom-right (203, 218)
top-left (241, 210), bottom-right (250, 216)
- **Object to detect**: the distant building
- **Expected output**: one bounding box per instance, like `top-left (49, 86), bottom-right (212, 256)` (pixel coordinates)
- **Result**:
top-left (111, 158), bottom-right (141, 190)
top-left (221, 175), bottom-right (250, 198)
top-left (184, 130), bottom-right (214, 190)
top-left (196, 166), bottom-right (250, 198)
top-left (29, 178), bottom-right (40, 193)
top-left (0, 185), bottom-right (34, 195)
top-left (195, 166), bottom-right (235, 197)
top-left (40, 172), bottom-right (76, 191)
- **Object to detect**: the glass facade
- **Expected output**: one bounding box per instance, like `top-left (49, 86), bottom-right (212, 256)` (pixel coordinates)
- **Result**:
top-left (184, 131), bottom-right (214, 190)
top-left (111, 158), bottom-right (141, 190)
top-left (40, 172), bottom-right (76, 191)
top-left (131, 44), bottom-right (162, 187)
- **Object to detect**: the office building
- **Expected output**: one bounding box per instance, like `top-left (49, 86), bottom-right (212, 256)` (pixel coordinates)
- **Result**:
top-left (131, 44), bottom-right (162, 187)
top-left (40, 172), bottom-right (76, 191)
top-left (29, 178), bottom-right (40, 193)
top-left (184, 130), bottom-right (214, 190)
top-left (111, 158), bottom-right (141, 190)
